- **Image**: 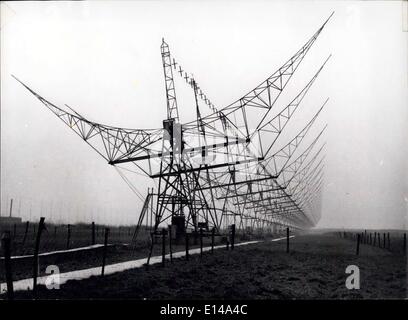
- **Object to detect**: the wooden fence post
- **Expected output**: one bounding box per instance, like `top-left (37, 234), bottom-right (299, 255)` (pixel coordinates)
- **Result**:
top-left (387, 232), bottom-right (390, 250)
top-left (33, 217), bottom-right (46, 298)
top-left (22, 221), bottom-right (29, 246)
top-left (146, 232), bottom-right (154, 266)
top-left (383, 233), bottom-right (386, 249)
top-left (200, 228), bottom-right (203, 258)
top-left (1, 232), bottom-right (14, 300)
top-left (168, 225), bottom-right (173, 263)
top-left (286, 227), bottom-right (290, 253)
top-left (373, 232), bottom-right (377, 246)
top-left (92, 222), bottom-right (96, 245)
top-left (161, 228), bottom-right (166, 266)
top-left (185, 232), bottom-right (189, 261)
top-left (101, 228), bottom-right (110, 276)
top-left (9, 198), bottom-right (13, 218)
top-left (211, 228), bottom-right (215, 254)
top-left (231, 224), bottom-right (235, 250)
top-left (356, 234), bottom-right (360, 256)
top-left (66, 224), bottom-right (71, 250)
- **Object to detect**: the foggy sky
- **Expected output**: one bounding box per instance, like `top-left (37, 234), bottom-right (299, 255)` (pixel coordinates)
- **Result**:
top-left (1, 1), bottom-right (407, 229)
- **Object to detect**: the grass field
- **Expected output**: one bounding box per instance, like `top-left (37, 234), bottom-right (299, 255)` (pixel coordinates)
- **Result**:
top-left (1, 221), bottom-right (259, 284)
top-left (2, 231), bottom-right (406, 299)
top-left (0, 222), bottom-right (138, 256)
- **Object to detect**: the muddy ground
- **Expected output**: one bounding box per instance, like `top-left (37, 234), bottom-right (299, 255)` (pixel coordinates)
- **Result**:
top-left (5, 233), bottom-right (407, 299)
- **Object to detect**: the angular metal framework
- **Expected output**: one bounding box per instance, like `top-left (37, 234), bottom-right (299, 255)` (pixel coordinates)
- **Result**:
top-left (13, 13), bottom-right (333, 245)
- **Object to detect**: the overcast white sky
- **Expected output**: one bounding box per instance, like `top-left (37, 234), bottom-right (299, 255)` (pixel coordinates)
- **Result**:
top-left (1, 1), bottom-right (407, 228)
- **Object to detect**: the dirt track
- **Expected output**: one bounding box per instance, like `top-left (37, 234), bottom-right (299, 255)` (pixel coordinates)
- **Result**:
top-left (6, 233), bottom-right (407, 299)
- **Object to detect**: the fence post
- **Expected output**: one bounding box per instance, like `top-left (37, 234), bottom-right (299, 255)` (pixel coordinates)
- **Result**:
top-left (33, 217), bottom-right (46, 298)
top-left (403, 233), bottom-right (406, 254)
top-left (231, 224), bottom-right (235, 250)
top-left (1, 232), bottom-right (14, 300)
top-left (168, 225), bottom-right (173, 263)
top-left (92, 222), bottom-right (96, 245)
top-left (161, 228), bottom-right (166, 266)
top-left (9, 198), bottom-right (13, 218)
top-left (286, 227), bottom-right (290, 253)
top-left (387, 232), bottom-right (390, 250)
top-left (66, 224), bottom-right (71, 250)
top-left (373, 232), bottom-right (376, 246)
top-left (185, 232), bottom-right (189, 261)
top-left (22, 221), bottom-right (29, 246)
top-left (200, 228), bottom-right (203, 258)
top-left (211, 228), bottom-right (215, 254)
top-left (356, 234), bottom-right (360, 255)
top-left (383, 233), bottom-right (386, 249)
top-left (101, 228), bottom-right (110, 276)
top-left (146, 232), bottom-right (154, 266)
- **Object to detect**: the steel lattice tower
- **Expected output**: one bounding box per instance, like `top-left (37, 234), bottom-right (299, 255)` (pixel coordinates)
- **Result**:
top-left (12, 13), bottom-right (333, 248)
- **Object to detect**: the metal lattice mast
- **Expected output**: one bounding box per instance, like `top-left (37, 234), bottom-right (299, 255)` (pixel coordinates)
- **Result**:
top-left (161, 38), bottom-right (179, 121)
top-left (13, 13), bottom-right (334, 243)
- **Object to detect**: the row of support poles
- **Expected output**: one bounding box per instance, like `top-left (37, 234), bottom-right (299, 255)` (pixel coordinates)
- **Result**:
top-left (154, 226), bottom-right (232, 267)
